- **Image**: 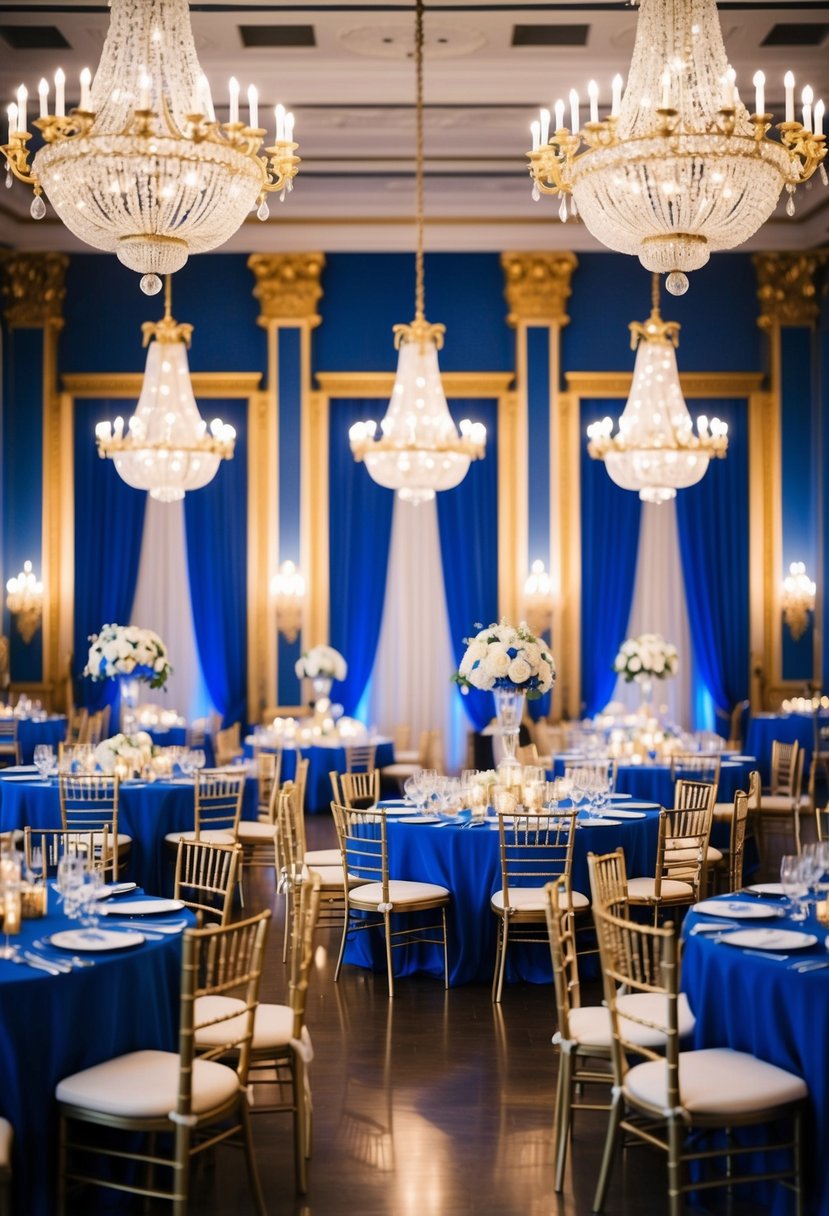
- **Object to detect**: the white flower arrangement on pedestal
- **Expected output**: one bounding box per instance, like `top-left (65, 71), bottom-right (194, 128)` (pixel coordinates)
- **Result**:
top-left (94, 731), bottom-right (155, 774)
top-left (613, 633), bottom-right (679, 682)
top-left (295, 645), bottom-right (348, 682)
top-left (454, 621), bottom-right (556, 699)
top-left (84, 624), bottom-right (172, 690)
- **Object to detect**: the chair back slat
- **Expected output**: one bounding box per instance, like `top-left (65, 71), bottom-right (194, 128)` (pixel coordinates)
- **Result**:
top-left (671, 756), bottom-right (721, 796)
top-left (587, 848), bottom-right (629, 916)
top-left (345, 743), bottom-right (377, 774)
top-left (174, 839), bottom-right (241, 926)
top-left (194, 769), bottom-right (245, 837)
top-left (545, 877), bottom-right (580, 1042)
top-left (770, 739), bottom-right (800, 795)
top-left (256, 751), bottom-right (282, 821)
top-left (497, 809), bottom-right (576, 908)
top-left (288, 875), bottom-right (323, 1039)
top-left (24, 825), bottom-right (112, 876)
top-left (59, 774), bottom-right (120, 833)
top-left (728, 790), bottom-right (750, 891)
top-left (330, 801), bottom-right (387, 895)
top-left (340, 769), bottom-right (379, 810)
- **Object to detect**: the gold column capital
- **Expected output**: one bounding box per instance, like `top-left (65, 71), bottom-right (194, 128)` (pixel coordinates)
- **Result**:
top-left (247, 253), bottom-right (326, 328)
top-left (501, 252), bottom-right (578, 328)
top-left (1, 252), bottom-right (68, 330)
top-left (753, 251), bottom-right (827, 330)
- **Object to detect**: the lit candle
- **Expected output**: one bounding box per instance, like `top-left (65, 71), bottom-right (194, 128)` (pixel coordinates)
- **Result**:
top-left (285, 111), bottom-right (295, 142)
top-left (539, 106), bottom-right (550, 145)
top-left (569, 88), bottom-right (580, 132)
top-left (784, 71), bottom-right (795, 123)
top-left (38, 78), bottom-right (49, 119)
top-left (661, 69), bottom-right (671, 110)
top-left (16, 85), bottom-right (27, 134)
top-left (247, 83), bottom-right (258, 128)
top-left (199, 74), bottom-right (215, 122)
top-left (753, 70), bottom-right (765, 116)
top-left (554, 98), bottom-right (565, 131)
top-left (588, 79), bottom-right (599, 124)
top-left (6, 102), bottom-right (17, 144)
top-left (275, 102), bottom-right (286, 141)
top-left (530, 119), bottom-right (540, 152)
top-left (611, 74), bottom-right (623, 117)
top-left (55, 67), bottom-right (65, 117)
top-left (80, 67), bottom-right (92, 111)
top-left (802, 85), bottom-right (814, 132)
top-left (723, 66), bottom-right (736, 109)
top-left (228, 76), bottom-right (239, 125)
top-left (815, 98), bottom-right (825, 137)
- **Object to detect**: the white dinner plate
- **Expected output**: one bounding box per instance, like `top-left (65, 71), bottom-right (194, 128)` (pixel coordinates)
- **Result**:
top-left (746, 882), bottom-right (785, 897)
top-left (1, 774), bottom-right (52, 782)
top-left (100, 898), bottom-right (184, 916)
top-left (603, 809), bottom-right (647, 819)
top-left (577, 817), bottom-right (622, 827)
top-left (94, 882), bottom-right (138, 900)
top-left (393, 815), bottom-right (441, 825)
top-left (607, 792), bottom-right (633, 801)
top-left (727, 755), bottom-right (756, 763)
top-left (719, 928), bottom-right (817, 951)
top-left (49, 928), bottom-right (145, 952)
top-left (614, 801), bottom-right (659, 810)
top-left (693, 899), bottom-right (784, 920)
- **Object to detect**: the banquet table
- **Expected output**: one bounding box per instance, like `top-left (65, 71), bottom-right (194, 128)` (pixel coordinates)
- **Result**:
top-left (345, 802), bottom-right (662, 986)
top-left (745, 712), bottom-right (825, 785)
top-left (0, 892), bottom-right (191, 1215)
top-left (550, 755), bottom-right (754, 808)
top-left (0, 770), bottom-right (259, 893)
top-left (682, 896), bottom-right (829, 1214)
top-left (243, 738), bottom-right (395, 812)
top-left (9, 716), bottom-right (67, 766)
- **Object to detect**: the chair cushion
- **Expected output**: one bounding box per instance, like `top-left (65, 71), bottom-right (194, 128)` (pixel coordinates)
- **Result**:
top-left (236, 822), bottom-right (276, 842)
top-left (491, 886), bottom-right (589, 913)
top-left (0, 1117), bottom-right (11, 1170)
top-left (380, 764), bottom-right (419, 780)
top-left (624, 1047), bottom-right (807, 1117)
top-left (561, 992), bottom-right (695, 1051)
top-left (164, 830), bottom-right (236, 845)
top-left (194, 995), bottom-right (295, 1052)
top-left (350, 879), bottom-right (449, 906)
top-left (712, 801), bottom-right (734, 822)
top-left (627, 877), bottom-right (694, 901)
top-left (56, 1049), bottom-right (240, 1119)
top-left (91, 832), bottom-right (132, 848)
top-left (761, 795), bottom-right (799, 813)
top-left (304, 848), bottom-right (341, 866)
top-left (302, 864), bottom-right (346, 888)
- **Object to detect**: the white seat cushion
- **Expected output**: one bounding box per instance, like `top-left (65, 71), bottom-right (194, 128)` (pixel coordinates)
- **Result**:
top-left (194, 995), bottom-right (295, 1052)
top-left (350, 879), bottom-right (449, 907)
top-left (624, 1047), bottom-right (807, 1117)
top-left (56, 1049), bottom-right (239, 1119)
top-left (304, 848), bottom-right (341, 867)
top-left (164, 829), bottom-right (236, 845)
top-left (302, 863), bottom-right (346, 888)
top-left (628, 877), bottom-right (694, 901)
top-left (491, 886), bottom-right (589, 913)
top-left (236, 822), bottom-right (276, 842)
top-left (560, 992), bottom-right (695, 1051)
top-left (380, 764), bottom-right (420, 780)
top-left (0, 1117), bottom-right (11, 1170)
top-left (712, 801), bottom-right (734, 821)
top-left (91, 832), bottom-right (132, 848)
top-left (761, 795), bottom-right (798, 813)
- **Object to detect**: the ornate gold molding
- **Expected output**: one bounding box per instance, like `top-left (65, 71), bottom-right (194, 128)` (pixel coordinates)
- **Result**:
top-left (754, 252), bottom-right (827, 330)
top-left (248, 253), bottom-right (325, 327)
top-left (247, 390), bottom-right (273, 719)
top-left (315, 371), bottom-right (513, 398)
top-left (1, 252), bottom-right (68, 330)
top-left (501, 252), bottom-right (578, 327)
top-left (565, 371), bottom-right (764, 397)
top-left (60, 372), bottom-right (261, 398)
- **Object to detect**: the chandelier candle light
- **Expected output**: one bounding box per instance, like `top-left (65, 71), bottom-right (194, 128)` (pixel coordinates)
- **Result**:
top-left (782, 562), bottom-right (816, 641)
top-left (348, 0), bottom-right (486, 503)
top-left (95, 276), bottom-right (235, 502)
top-left (526, 0), bottom-right (827, 295)
top-left (586, 275), bottom-right (727, 502)
top-left (5, 561), bottom-right (43, 644)
top-left (0, 0), bottom-right (300, 295)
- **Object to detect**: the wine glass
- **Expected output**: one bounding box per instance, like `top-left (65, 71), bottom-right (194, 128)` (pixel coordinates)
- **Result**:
top-left (78, 867), bottom-right (104, 934)
top-left (780, 855), bottom-right (809, 922)
top-left (191, 749), bottom-right (206, 773)
top-left (0, 853), bottom-right (22, 959)
top-left (403, 775), bottom-right (419, 807)
top-left (33, 744), bottom-right (54, 777)
top-left (56, 853), bottom-right (85, 919)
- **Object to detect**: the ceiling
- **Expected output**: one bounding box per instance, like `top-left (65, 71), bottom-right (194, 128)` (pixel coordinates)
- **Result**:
top-left (1, 1), bottom-right (828, 255)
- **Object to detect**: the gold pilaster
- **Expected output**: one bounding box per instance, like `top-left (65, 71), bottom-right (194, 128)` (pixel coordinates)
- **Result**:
top-left (754, 252), bottom-right (825, 331)
top-left (1, 252), bottom-right (68, 331)
top-left (501, 252), bottom-right (577, 327)
top-left (248, 254), bottom-right (325, 326)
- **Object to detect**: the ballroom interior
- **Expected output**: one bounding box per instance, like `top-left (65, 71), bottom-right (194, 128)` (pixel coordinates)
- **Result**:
top-left (0, 1), bottom-right (828, 1214)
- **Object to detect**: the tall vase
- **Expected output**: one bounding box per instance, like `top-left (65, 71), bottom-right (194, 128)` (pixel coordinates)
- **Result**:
top-left (119, 675), bottom-right (140, 732)
top-left (310, 676), bottom-right (333, 712)
top-left (494, 687), bottom-right (525, 768)
top-left (637, 676), bottom-right (654, 711)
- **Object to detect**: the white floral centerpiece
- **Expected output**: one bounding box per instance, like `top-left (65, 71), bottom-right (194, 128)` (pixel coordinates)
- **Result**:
top-left (613, 633), bottom-right (679, 683)
top-left (454, 621), bottom-right (556, 698)
top-left (94, 731), bottom-right (155, 775)
top-left (84, 624), bottom-right (172, 690)
top-left (294, 645), bottom-right (348, 682)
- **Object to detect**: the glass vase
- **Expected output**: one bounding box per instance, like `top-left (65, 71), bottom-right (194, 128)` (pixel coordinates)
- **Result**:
top-left (637, 676), bottom-right (654, 709)
top-left (494, 687), bottom-right (525, 768)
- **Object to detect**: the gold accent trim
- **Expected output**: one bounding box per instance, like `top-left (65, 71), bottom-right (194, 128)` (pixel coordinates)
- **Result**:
top-left (565, 371), bottom-right (764, 397)
top-left (501, 252), bottom-right (577, 327)
top-left (1, 252), bottom-right (67, 330)
top-left (754, 252), bottom-right (827, 330)
top-left (498, 391), bottom-right (522, 624)
top-left (247, 389), bottom-right (274, 721)
top-left (315, 371), bottom-right (513, 397)
top-left (556, 390), bottom-right (582, 721)
top-left (42, 333), bottom-right (72, 707)
top-left (248, 253), bottom-right (325, 326)
top-left (61, 372), bottom-right (261, 398)
top-left (305, 391), bottom-right (330, 650)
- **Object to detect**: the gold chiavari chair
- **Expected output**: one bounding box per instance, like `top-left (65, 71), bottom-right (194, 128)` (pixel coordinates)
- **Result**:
top-left (24, 825), bottom-right (112, 879)
top-left (712, 767), bottom-right (760, 825)
top-left (586, 848), bottom-right (629, 917)
top-left (344, 742), bottom-right (377, 774)
top-left (164, 769), bottom-right (245, 846)
top-left (85, 710), bottom-right (105, 747)
top-left (174, 839), bottom-right (242, 926)
top-left (56, 911), bottom-right (271, 1215)
top-left (670, 751), bottom-right (722, 795)
top-left (628, 802), bottom-right (712, 925)
top-left (255, 750), bottom-right (281, 815)
top-left (58, 773), bottom-right (131, 879)
top-left (757, 740), bottom-right (806, 863)
top-left (0, 719), bottom-right (20, 768)
top-left (340, 768), bottom-right (380, 811)
top-left (331, 801), bottom-right (450, 998)
top-left (277, 787), bottom-right (348, 962)
top-left (214, 723), bottom-right (243, 767)
top-left (673, 778), bottom-right (720, 880)
top-left (491, 807), bottom-right (584, 1003)
top-left (292, 755), bottom-right (310, 815)
top-left (590, 905), bottom-right (807, 1216)
top-left (64, 707), bottom-right (89, 746)
top-left (236, 770), bottom-right (279, 874)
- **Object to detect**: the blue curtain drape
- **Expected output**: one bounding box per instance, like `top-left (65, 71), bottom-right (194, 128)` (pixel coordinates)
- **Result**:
top-left (437, 399), bottom-right (499, 730)
top-left (676, 398), bottom-right (749, 721)
top-left (329, 399), bottom-right (395, 714)
top-left (184, 398), bottom-right (248, 727)
top-left (580, 399), bottom-right (642, 717)
top-left (73, 398), bottom-right (147, 711)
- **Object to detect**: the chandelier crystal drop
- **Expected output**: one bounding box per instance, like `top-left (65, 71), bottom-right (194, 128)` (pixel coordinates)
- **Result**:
top-left (586, 275), bottom-right (728, 503)
top-left (348, 0), bottom-right (486, 503)
top-left (0, 0), bottom-right (299, 292)
top-left (95, 277), bottom-right (235, 502)
top-left (527, 0), bottom-right (827, 294)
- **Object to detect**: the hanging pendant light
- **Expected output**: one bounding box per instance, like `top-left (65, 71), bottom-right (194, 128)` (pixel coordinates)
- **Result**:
top-left (348, 0), bottom-right (486, 504)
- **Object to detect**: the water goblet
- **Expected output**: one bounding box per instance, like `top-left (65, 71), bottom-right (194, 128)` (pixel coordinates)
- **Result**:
top-left (403, 775), bottom-right (419, 808)
top-left (780, 854), bottom-right (809, 922)
top-left (0, 853), bottom-right (22, 959)
top-left (33, 744), bottom-right (54, 777)
top-left (191, 749), bottom-right (206, 773)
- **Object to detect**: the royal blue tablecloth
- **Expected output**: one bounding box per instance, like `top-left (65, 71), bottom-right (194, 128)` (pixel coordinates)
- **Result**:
top-left (0, 775), bottom-right (259, 893)
top-left (682, 898), bottom-right (828, 1214)
top-left (550, 757), bottom-right (753, 808)
top-left (0, 893), bottom-right (190, 1215)
top-left (344, 804), bottom-right (661, 986)
top-left (13, 716), bottom-right (67, 765)
top-left (253, 741), bottom-right (395, 812)
top-left (745, 713), bottom-right (824, 785)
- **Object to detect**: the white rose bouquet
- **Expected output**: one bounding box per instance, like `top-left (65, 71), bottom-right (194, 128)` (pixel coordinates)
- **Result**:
top-left (84, 624), bottom-right (172, 690)
top-left (613, 633), bottom-right (678, 682)
top-left (454, 620), bottom-right (556, 699)
top-left (94, 731), bottom-right (155, 773)
top-left (295, 645), bottom-right (348, 682)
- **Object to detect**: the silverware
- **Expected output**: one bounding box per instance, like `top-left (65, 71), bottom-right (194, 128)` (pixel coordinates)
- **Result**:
top-left (7, 952), bottom-right (62, 976)
top-left (31, 941), bottom-right (95, 967)
top-left (741, 948), bottom-right (789, 961)
top-left (24, 950), bottom-right (72, 974)
top-left (103, 920), bottom-right (180, 936)
top-left (689, 920), bottom-right (741, 935)
top-left (789, 959), bottom-right (829, 973)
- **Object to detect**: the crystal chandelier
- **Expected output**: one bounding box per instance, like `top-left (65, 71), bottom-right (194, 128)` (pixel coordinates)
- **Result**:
top-left (586, 275), bottom-right (728, 503)
top-left (0, 0), bottom-right (299, 295)
top-left (271, 560), bottom-right (306, 644)
top-left (782, 562), bottom-right (816, 641)
top-left (527, 0), bottom-right (827, 296)
top-left (5, 561), bottom-right (43, 644)
top-left (95, 276), bottom-right (235, 502)
top-left (348, 0), bottom-right (486, 504)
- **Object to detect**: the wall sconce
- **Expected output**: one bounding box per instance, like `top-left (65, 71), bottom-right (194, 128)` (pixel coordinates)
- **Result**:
top-left (6, 561), bottom-right (43, 643)
top-left (782, 561), bottom-right (816, 641)
top-left (270, 560), bottom-right (305, 644)
top-left (523, 559), bottom-right (554, 636)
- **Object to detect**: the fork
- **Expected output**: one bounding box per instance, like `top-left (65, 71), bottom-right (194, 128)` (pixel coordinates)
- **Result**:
top-left (7, 952), bottom-right (62, 976)
top-left (104, 920), bottom-right (185, 935)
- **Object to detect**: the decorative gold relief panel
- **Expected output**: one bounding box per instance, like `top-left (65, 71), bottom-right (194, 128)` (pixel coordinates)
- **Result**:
top-left (1, 252), bottom-right (68, 330)
top-left (501, 252), bottom-right (577, 327)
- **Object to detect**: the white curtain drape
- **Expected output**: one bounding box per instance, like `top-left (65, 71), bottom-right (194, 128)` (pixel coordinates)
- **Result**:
top-left (129, 497), bottom-right (212, 720)
top-left (363, 496), bottom-right (464, 772)
top-left (611, 500), bottom-right (693, 728)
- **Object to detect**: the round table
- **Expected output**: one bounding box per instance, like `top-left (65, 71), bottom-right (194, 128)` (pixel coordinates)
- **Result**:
top-left (243, 739), bottom-right (395, 812)
top-left (345, 803), bottom-right (661, 986)
top-left (682, 898), bottom-right (829, 1214)
top-left (550, 756), bottom-right (754, 808)
top-left (0, 774), bottom-right (259, 893)
top-left (745, 712), bottom-right (825, 785)
top-left (0, 892), bottom-right (190, 1215)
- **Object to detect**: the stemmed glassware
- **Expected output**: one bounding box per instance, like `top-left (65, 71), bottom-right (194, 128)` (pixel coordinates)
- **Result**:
top-left (780, 854), bottom-right (809, 922)
top-left (403, 775), bottom-right (419, 807)
top-left (0, 853), bottom-right (22, 959)
top-left (33, 744), bottom-right (56, 777)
